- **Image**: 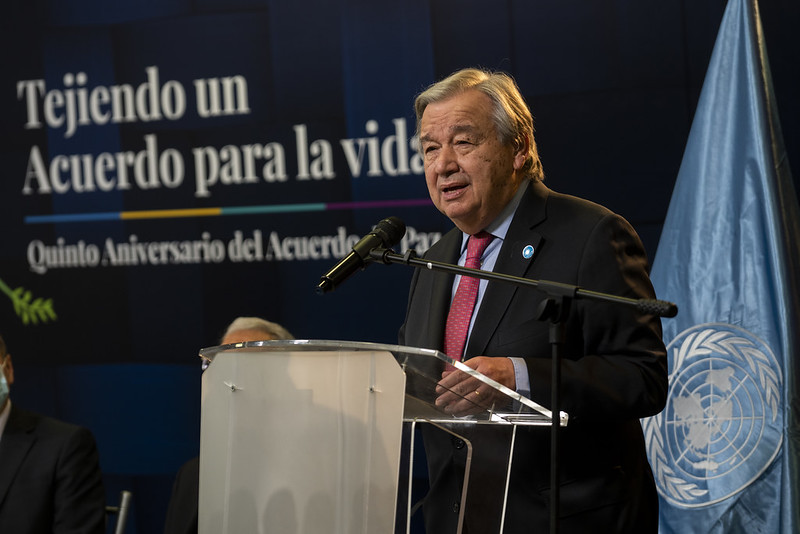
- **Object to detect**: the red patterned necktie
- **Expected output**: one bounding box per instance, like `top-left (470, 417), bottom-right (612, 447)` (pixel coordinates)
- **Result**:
top-left (443, 231), bottom-right (494, 362)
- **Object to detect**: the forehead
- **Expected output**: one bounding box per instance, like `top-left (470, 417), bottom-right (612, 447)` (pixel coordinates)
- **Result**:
top-left (420, 90), bottom-right (494, 138)
top-left (222, 328), bottom-right (275, 344)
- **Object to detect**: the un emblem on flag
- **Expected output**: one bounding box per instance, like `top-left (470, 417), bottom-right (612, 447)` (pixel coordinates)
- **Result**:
top-left (642, 323), bottom-right (783, 507)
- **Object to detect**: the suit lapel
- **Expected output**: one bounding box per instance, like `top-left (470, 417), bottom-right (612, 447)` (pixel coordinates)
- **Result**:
top-left (0, 407), bottom-right (37, 509)
top-left (467, 181), bottom-right (549, 357)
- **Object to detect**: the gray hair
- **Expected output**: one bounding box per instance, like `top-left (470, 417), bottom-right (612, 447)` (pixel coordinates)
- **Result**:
top-left (221, 317), bottom-right (294, 343)
top-left (414, 67), bottom-right (544, 182)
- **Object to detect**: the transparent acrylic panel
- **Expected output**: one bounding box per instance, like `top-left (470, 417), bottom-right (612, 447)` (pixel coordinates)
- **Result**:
top-left (198, 340), bottom-right (568, 534)
top-left (198, 345), bottom-right (405, 534)
top-left (199, 340), bottom-right (567, 427)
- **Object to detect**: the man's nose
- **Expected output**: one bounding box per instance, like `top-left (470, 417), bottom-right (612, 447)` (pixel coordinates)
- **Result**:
top-left (434, 145), bottom-right (459, 176)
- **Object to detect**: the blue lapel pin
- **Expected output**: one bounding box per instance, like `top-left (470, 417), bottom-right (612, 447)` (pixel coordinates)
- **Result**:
top-left (522, 244), bottom-right (535, 259)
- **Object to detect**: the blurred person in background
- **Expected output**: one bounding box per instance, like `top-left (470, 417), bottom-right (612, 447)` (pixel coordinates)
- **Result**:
top-left (0, 332), bottom-right (106, 534)
top-left (163, 317), bottom-right (294, 534)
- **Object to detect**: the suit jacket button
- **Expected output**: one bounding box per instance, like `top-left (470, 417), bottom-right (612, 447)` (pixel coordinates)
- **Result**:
top-left (453, 438), bottom-right (465, 449)
top-left (452, 501), bottom-right (460, 513)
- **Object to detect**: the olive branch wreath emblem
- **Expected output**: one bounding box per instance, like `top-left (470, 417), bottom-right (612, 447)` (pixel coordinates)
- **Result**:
top-left (642, 326), bottom-right (781, 507)
top-left (0, 276), bottom-right (57, 324)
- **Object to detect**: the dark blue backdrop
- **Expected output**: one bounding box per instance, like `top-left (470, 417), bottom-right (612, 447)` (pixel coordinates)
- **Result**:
top-left (1, 1), bottom-right (798, 532)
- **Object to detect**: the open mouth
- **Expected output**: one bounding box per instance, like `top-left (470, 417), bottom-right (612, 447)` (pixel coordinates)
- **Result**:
top-left (442, 183), bottom-right (467, 194)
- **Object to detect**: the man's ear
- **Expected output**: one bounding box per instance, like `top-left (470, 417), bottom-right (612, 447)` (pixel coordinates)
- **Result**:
top-left (513, 135), bottom-right (529, 170)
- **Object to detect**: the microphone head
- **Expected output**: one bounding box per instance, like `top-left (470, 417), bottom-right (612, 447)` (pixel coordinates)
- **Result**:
top-left (372, 216), bottom-right (406, 248)
top-left (316, 216), bottom-right (406, 295)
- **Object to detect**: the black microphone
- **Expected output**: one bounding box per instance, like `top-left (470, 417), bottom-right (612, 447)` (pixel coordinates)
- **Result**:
top-left (316, 216), bottom-right (406, 294)
top-left (636, 298), bottom-right (679, 318)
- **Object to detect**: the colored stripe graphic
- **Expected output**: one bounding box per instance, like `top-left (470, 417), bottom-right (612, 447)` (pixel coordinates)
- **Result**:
top-left (24, 199), bottom-right (432, 224)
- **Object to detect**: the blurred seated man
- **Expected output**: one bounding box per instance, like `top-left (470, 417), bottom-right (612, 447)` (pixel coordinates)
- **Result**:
top-left (0, 332), bottom-right (106, 534)
top-left (163, 317), bottom-right (294, 534)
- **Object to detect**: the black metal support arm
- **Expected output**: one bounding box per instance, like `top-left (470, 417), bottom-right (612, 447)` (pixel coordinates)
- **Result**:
top-left (370, 247), bottom-right (678, 318)
top-left (536, 293), bottom-right (570, 534)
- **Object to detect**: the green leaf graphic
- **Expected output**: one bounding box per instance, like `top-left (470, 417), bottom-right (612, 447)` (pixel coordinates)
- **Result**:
top-left (0, 276), bottom-right (58, 324)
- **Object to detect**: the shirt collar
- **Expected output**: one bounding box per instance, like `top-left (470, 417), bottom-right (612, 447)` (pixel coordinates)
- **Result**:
top-left (460, 180), bottom-right (530, 251)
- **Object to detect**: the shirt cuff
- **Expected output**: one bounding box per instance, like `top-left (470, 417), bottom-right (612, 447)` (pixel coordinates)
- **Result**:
top-left (509, 357), bottom-right (531, 398)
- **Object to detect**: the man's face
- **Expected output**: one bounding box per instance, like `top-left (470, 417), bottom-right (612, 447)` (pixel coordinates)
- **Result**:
top-left (419, 89), bottom-right (527, 235)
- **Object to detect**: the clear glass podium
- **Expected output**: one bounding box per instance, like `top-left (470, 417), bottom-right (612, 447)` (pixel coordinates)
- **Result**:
top-left (197, 340), bottom-right (565, 534)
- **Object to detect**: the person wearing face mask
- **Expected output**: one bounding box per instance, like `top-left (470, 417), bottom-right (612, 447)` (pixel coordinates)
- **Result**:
top-left (0, 332), bottom-right (106, 534)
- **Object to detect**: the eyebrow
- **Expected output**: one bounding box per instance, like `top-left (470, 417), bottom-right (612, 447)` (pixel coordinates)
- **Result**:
top-left (420, 124), bottom-right (479, 144)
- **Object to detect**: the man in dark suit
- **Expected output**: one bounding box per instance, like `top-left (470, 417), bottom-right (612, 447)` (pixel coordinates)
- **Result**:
top-left (399, 68), bottom-right (669, 533)
top-left (0, 333), bottom-right (106, 534)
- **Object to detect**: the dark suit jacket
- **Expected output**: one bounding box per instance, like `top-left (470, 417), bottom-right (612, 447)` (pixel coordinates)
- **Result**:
top-left (163, 456), bottom-right (199, 534)
top-left (399, 181), bottom-right (668, 534)
top-left (0, 405), bottom-right (105, 534)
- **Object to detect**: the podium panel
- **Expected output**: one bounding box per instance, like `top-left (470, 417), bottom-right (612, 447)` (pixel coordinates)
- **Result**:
top-left (199, 347), bottom-right (405, 534)
top-left (198, 340), bottom-right (564, 534)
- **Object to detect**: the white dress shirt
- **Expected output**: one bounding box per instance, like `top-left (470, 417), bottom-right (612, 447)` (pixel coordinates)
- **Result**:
top-left (451, 181), bottom-right (532, 398)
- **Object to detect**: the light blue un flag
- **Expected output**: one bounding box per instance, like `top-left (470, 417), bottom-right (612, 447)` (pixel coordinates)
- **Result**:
top-left (641, 0), bottom-right (800, 532)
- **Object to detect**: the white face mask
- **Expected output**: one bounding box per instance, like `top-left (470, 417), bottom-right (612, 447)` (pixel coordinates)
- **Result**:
top-left (0, 363), bottom-right (8, 408)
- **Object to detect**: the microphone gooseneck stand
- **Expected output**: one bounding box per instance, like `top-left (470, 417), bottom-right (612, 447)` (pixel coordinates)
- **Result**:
top-left (369, 247), bottom-right (677, 534)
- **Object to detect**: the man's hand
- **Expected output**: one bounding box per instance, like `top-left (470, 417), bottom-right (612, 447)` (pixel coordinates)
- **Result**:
top-left (434, 356), bottom-right (516, 415)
